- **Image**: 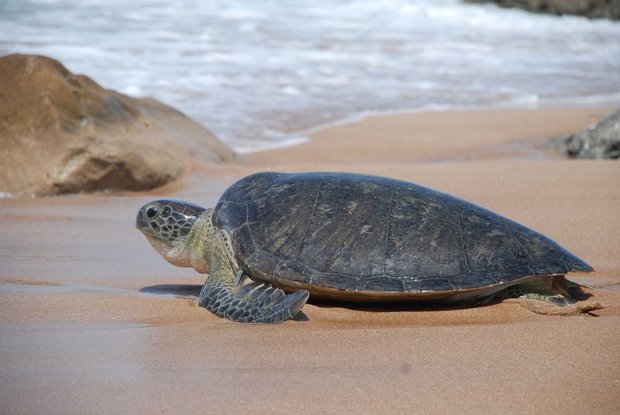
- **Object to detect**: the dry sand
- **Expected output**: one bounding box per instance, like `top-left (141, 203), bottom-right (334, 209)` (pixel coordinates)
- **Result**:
top-left (1, 107), bottom-right (619, 414)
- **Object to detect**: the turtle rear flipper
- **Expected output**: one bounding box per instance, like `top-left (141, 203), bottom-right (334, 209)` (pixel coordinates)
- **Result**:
top-left (501, 275), bottom-right (605, 316)
top-left (199, 277), bottom-right (309, 323)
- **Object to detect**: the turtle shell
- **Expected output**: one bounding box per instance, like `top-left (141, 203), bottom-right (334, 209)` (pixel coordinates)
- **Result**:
top-left (212, 172), bottom-right (592, 303)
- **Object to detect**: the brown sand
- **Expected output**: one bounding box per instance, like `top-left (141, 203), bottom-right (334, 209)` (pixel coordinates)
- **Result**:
top-left (1, 107), bottom-right (619, 414)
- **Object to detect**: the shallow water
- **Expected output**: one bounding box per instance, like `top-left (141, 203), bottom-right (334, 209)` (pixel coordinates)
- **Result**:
top-left (2, 0), bottom-right (619, 151)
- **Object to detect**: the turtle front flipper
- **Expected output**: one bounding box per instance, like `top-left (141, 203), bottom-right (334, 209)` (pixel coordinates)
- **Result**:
top-left (197, 220), bottom-right (308, 322)
top-left (199, 277), bottom-right (309, 323)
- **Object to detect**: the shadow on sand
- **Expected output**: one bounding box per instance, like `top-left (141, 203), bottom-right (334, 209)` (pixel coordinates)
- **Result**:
top-left (139, 282), bottom-right (596, 319)
top-left (140, 284), bottom-right (202, 298)
top-left (139, 283), bottom-right (311, 320)
top-left (139, 283), bottom-right (486, 314)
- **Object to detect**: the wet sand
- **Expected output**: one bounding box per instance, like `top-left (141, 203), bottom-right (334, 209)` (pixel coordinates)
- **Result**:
top-left (1, 107), bottom-right (619, 414)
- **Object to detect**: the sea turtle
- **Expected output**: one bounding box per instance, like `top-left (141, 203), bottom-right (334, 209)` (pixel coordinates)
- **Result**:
top-left (136, 171), bottom-right (596, 323)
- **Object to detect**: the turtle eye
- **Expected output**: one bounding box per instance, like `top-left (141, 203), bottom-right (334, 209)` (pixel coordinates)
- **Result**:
top-left (146, 206), bottom-right (159, 219)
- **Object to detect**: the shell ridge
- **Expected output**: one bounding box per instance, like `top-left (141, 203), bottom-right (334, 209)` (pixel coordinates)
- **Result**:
top-left (559, 253), bottom-right (573, 272)
top-left (454, 205), bottom-right (473, 274)
top-left (224, 200), bottom-right (250, 232)
top-left (504, 221), bottom-right (535, 261)
top-left (381, 189), bottom-right (396, 274)
top-left (293, 180), bottom-right (322, 259)
top-left (272, 258), bottom-right (284, 283)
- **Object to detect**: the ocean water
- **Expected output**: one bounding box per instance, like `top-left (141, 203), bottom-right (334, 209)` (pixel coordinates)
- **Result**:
top-left (1, 0), bottom-right (620, 152)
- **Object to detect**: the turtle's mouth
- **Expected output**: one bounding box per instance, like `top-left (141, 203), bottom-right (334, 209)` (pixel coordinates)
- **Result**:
top-left (141, 227), bottom-right (196, 269)
top-left (143, 233), bottom-right (173, 256)
top-left (136, 211), bottom-right (163, 244)
top-left (135, 209), bottom-right (151, 233)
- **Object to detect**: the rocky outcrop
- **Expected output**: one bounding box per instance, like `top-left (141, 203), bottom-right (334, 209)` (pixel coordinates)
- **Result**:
top-left (464, 0), bottom-right (620, 19)
top-left (549, 109), bottom-right (620, 159)
top-left (0, 54), bottom-right (238, 197)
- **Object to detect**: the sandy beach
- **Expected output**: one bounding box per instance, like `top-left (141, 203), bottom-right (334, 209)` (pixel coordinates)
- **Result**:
top-left (1, 107), bottom-right (619, 414)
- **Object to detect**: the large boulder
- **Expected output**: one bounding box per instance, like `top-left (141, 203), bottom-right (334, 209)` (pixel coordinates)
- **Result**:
top-left (549, 109), bottom-right (620, 159)
top-left (0, 54), bottom-right (238, 197)
top-left (464, 0), bottom-right (620, 19)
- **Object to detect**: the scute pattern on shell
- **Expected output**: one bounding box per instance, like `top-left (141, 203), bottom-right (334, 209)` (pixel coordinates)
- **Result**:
top-left (212, 172), bottom-right (591, 299)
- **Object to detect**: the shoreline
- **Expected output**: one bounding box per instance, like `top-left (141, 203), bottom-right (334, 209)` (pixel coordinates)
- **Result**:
top-left (247, 106), bottom-right (614, 165)
top-left (234, 101), bottom-right (620, 155)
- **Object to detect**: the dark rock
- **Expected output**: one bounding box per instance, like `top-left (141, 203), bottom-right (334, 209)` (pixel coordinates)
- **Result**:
top-left (549, 109), bottom-right (620, 159)
top-left (0, 54), bottom-right (239, 197)
top-left (464, 0), bottom-right (620, 19)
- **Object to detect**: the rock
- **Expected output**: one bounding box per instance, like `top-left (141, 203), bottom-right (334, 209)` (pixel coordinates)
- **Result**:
top-left (549, 109), bottom-right (620, 159)
top-left (464, 0), bottom-right (620, 19)
top-left (0, 54), bottom-right (238, 197)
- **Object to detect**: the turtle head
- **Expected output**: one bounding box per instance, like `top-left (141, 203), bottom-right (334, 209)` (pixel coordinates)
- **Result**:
top-left (136, 200), bottom-right (212, 273)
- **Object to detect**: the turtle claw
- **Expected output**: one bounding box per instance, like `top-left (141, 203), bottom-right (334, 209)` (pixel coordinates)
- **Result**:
top-left (284, 290), bottom-right (310, 320)
top-left (233, 270), bottom-right (248, 287)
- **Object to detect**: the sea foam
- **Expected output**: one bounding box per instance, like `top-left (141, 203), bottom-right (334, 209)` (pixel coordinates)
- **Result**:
top-left (1, 0), bottom-right (619, 151)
